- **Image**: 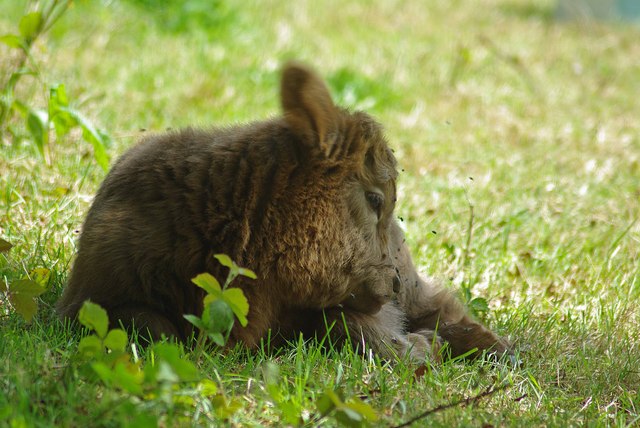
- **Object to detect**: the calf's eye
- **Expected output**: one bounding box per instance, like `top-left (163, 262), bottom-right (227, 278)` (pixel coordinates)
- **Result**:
top-left (365, 191), bottom-right (384, 217)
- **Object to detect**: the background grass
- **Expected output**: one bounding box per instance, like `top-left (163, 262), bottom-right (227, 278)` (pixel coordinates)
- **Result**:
top-left (1, 0), bottom-right (639, 426)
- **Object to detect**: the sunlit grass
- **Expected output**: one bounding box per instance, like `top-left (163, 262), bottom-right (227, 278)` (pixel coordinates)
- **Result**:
top-left (1, 0), bottom-right (639, 425)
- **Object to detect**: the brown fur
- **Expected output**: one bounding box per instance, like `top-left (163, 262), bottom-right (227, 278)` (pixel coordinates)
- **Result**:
top-left (57, 63), bottom-right (509, 361)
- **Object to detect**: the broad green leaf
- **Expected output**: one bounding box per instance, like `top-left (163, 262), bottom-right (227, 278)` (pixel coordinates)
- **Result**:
top-left (205, 299), bottom-right (234, 335)
top-left (104, 329), bottom-right (128, 352)
top-left (214, 254), bottom-right (234, 269)
top-left (343, 399), bottom-right (378, 422)
top-left (211, 395), bottom-right (241, 419)
top-left (222, 287), bottom-right (249, 326)
top-left (238, 267), bottom-right (257, 279)
top-left (90, 361), bottom-right (114, 384)
top-left (81, 123), bottom-right (110, 172)
top-left (316, 390), bottom-right (340, 415)
top-left (101, 349), bottom-right (132, 368)
top-left (8, 292), bottom-right (37, 322)
top-left (50, 84), bottom-right (69, 106)
top-left (78, 301), bottom-right (109, 339)
top-left (110, 362), bottom-right (144, 395)
top-left (0, 34), bottom-right (24, 49)
top-left (203, 293), bottom-right (220, 306)
top-left (78, 335), bottom-right (103, 358)
top-left (8, 279), bottom-right (45, 296)
top-left (469, 297), bottom-right (489, 314)
top-left (0, 238), bottom-right (12, 253)
top-left (29, 268), bottom-right (50, 287)
top-left (207, 332), bottom-right (225, 346)
top-left (280, 401), bottom-right (302, 426)
top-left (172, 393), bottom-right (196, 407)
top-left (183, 314), bottom-right (205, 330)
top-left (55, 106), bottom-right (110, 171)
top-left (26, 109), bottom-right (48, 158)
top-left (151, 343), bottom-right (200, 382)
top-left (49, 84), bottom-right (74, 137)
top-left (335, 408), bottom-right (364, 427)
top-left (191, 273), bottom-right (222, 295)
top-left (18, 12), bottom-right (42, 41)
top-left (198, 379), bottom-right (218, 396)
top-left (7, 279), bottom-right (45, 322)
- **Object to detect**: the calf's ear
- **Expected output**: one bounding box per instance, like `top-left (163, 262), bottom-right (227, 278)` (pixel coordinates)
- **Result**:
top-left (281, 62), bottom-right (342, 159)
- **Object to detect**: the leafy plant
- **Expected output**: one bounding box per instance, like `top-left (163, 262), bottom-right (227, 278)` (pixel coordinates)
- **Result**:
top-left (74, 299), bottom-right (240, 423)
top-left (185, 254), bottom-right (255, 352)
top-left (0, 242), bottom-right (50, 322)
top-left (71, 256), bottom-right (255, 422)
top-left (316, 388), bottom-right (379, 427)
top-left (0, 0), bottom-right (110, 170)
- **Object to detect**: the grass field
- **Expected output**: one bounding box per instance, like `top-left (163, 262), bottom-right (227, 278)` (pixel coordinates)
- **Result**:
top-left (1, 0), bottom-right (639, 426)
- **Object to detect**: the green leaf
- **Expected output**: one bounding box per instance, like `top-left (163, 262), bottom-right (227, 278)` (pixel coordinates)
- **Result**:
top-left (151, 343), bottom-right (200, 382)
top-left (80, 121), bottom-right (110, 171)
top-left (78, 301), bottom-right (109, 339)
top-left (222, 287), bottom-right (249, 327)
top-left (0, 34), bottom-right (25, 49)
top-left (335, 407), bottom-right (364, 427)
top-left (55, 106), bottom-right (110, 171)
top-left (198, 378), bottom-right (218, 396)
top-left (317, 390), bottom-right (340, 415)
top-left (18, 12), bottom-right (42, 41)
top-left (207, 332), bottom-right (225, 346)
top-left (7, 279), bottom-right (46, 322)
top-left (191, 273), bottom-right (222, 296)
top-left (214, 254), bottom-right (235, 269)
top-left (104, 329), bottom-right (128, 352)
top-left (26, 109), bottom-right (48, 158)
top-left (469, 297), bottom-right (489, 314)
top-left (8, 279), bottom-right (45, 296)
top-left (206, 299), bottom-right (234, 331)
top-left (90, 361), bottom-right (113, 383)
top-left (50, 84), bottom-right (69, 106)
top-left (238, 267), bottom-right (257, 279)
top-left (49, 84), bottom-right (74, 137)
top-left (91, 361), bottom-right (144, 395)
top-left (343, 399), bottom-right (378, 422)
top-left (110, 362), bottom-right (144, 395)
top-left (183, 314), bottom-right (205, 330)
top-left (29, 268), bottom-right (50, 287)
top-left (0, 238), bottom-right (12, 253)
top-left (78, 335), bottom-right (103, 358)
top-left (211, 395), bottom-right (242, 419)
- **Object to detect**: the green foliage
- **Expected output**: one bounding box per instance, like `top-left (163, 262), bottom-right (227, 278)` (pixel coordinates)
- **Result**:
top-left (0, 1), bottom-right (110, 170)
top-left (48, 84), bottom-right (111, 171)
top-left (0, 238), bottom-right (13, 253)
top-left (0, 278), bottom-right (46, 322)
top-left (316, 388), bottom-right (379, 427)
top-left (74, 300), bottom-right (241, 423)
top-left (0, 265), bottom-right (49, 322)
top-left (186, 255), bottom-right (254, 348)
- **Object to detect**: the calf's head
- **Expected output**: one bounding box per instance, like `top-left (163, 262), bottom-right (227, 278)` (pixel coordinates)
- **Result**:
top-left (281, 64), bottom-right (403, 314)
